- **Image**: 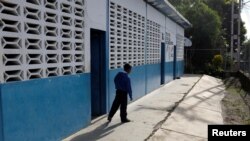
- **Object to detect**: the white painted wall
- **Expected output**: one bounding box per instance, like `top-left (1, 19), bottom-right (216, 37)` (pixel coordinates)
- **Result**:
top-left (147, 4), bottom-right (166, 42)
top-left (164, 16), bottom-right (185, 63)
top-left (165, 17), bottom-right (175, 62)
top-left (0, 0), bottom-right (87, 82)
top-left (165, 16), bottom-right (177, 45)
top-left (0, 0), bottom-right (187, 82)
top-left (146, 4), bottom-right (165, 26)
top-left (84, 0), bottom-right (186, 70)
top-left (176, 24), bottom-right (184, 37)
top-left (176, 24), bottom-right (185, 61)
top-left (85, 0), bottom-right (107, 72)
top-left (111, 0), bottom-right (146, 16)
top-left (86, 0), bottom-right (107, 31)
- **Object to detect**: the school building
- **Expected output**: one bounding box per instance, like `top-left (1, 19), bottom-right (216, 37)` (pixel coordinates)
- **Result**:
top-left (0, 0), bottom-right (191, 140)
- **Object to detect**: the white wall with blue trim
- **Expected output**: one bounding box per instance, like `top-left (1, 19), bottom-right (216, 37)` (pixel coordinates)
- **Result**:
top-left (107, 0), bottom-right (185, 108)
top-left (0, 0), bottom-right (186, 140)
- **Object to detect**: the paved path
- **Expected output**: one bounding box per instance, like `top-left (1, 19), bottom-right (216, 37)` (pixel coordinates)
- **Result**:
top-left (148, 75), bottom-right (225, 141)
top-left (63, 75), bottom-right (225, 141)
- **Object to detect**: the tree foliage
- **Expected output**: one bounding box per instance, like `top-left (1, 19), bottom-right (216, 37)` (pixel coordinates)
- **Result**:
top-left (212, 54), bottom-right (224, 68)
top-left (168, 0), bottom-right (247, 72)
top-left (242, 40), bottom-right (250, 61)
top-left (204, 0), bottom-right (247, 46)
top-left (185, 2), bottom-right (222, 49)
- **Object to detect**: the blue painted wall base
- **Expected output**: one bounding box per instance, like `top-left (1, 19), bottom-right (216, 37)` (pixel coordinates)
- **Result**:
top-left (0, 74), bottom-right (91, 141)
top-left (108, 66), bottom-right (146, 109)
top-left (165, 61), bottom-right (174, 83)
top-left (0, 60), bottom-right (184, 141)
top-left (176, 60), bottom-right (184, 78)
top-left (146, 64), bottom-right (161, 93)
top-left (108, 63), bottom-right (162, 110)
top-left (0, 85), bottom-right (3, 141)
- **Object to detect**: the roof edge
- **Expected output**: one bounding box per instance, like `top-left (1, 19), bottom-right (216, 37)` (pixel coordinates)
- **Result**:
top-left (145, 0), bottom-right (192, 29)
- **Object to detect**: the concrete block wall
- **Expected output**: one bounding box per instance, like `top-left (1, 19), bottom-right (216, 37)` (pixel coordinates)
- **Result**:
top-left (0, 0), bottom-right (186, 140)
top-left (107, 0), bottom-right (185, 108)
top-left (0, 0), bottom-right (91, 140)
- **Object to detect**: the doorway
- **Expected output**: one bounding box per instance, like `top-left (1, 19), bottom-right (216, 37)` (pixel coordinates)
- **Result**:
top-left (173, 45), bottom-right (177, 79)
top-left (90, 29), bottom-right (106, 119)
top-left (161, 43), bottom-right (165, 85)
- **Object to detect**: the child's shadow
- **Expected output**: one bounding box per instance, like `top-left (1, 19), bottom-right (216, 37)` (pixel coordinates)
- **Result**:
top-left (71, 122), bottom-right (122, 141)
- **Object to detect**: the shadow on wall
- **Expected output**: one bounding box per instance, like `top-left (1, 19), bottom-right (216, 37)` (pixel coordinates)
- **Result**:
top-left (70, 122), bottom-right (122, 141)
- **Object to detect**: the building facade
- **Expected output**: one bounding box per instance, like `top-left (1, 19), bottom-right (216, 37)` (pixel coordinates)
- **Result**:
top-left (0, 0), bottom-right (191, 140)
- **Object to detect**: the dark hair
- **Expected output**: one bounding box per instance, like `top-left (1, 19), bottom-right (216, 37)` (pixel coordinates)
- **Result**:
top-left (124, 63), bottom-right (132, 71)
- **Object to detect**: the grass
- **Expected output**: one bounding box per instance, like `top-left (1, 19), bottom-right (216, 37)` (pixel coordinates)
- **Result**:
top-left (221, 77), bottom-right (250, 125)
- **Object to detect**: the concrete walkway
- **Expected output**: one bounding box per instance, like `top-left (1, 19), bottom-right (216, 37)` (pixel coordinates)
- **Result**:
top-left (63, 75), bottom-right (225, 141)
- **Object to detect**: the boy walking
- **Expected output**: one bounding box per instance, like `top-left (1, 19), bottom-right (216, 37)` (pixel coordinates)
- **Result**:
top-left (108, 64), bottom-right (133, 123)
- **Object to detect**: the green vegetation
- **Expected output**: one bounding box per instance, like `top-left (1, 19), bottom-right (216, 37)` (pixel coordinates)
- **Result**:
top-left (206, 54), bottom-right (224, 76)
top-left (212, 54), bottom-right (223, 69)
top-left (242, 40), bottom-right (250, 64)
top-left (169, 0), bottom-right (250, 124)
top-left (168, 0), bottom-right (247, 73)
top-left (222, 77), bottom-right (250, 124)
top-left (244, 40), bottom-right (250, 48)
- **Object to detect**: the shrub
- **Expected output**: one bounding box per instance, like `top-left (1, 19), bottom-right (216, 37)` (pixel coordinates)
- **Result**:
top-left (212, 54), bottom-right (223, 68)
top-left (206, 54), bottom-right (224, 77)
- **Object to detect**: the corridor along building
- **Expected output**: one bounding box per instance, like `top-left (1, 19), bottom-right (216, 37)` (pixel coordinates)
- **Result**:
top-left (0, 0), bottom-right (191, 140)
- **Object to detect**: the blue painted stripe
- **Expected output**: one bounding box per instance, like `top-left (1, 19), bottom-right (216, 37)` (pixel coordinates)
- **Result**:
top-left (146, 63), bottom-right (161, 93)
top-left (176, 60), bottom-right (184, 77)
top-left (0, 74), bottom-right (91, 141)
top-left (0, 85), bottom-right (3, 141)
top-left (108, 68), bottom-right (122, 109)
top-left (130, 66), bottom-right (146, 100)
top-left (161, 43), bottom-right (165, 84)
top-left (173, 46), bottom-right (177, 79)
top-left (108, 65), bottom-right (146, 109)
top-left (165, 61), bottom-right (174, 83)
top-left (108, 63), bottom-right (165, 109)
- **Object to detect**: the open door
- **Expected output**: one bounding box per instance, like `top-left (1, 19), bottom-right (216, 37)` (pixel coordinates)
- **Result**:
top-left (173, 45), bottom-right (177, 79)
top-left (161, 43), bottom-right (165, 84)
top-left (90, 29), bottom-right (106, 119)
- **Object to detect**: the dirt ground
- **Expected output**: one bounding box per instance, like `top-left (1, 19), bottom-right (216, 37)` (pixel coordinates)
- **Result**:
top-left (221, 77), bottom-right (250, 124)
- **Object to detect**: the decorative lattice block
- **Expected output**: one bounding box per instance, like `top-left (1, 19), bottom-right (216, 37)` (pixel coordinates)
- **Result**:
top-left (0, 0), bottom-right (86, 83)
top-left (146, 19), bottom-right (161, 64)
top-left (176, 34), bottom-right (184, 61)
top-left (109, 1), bottom-right (145, 69)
